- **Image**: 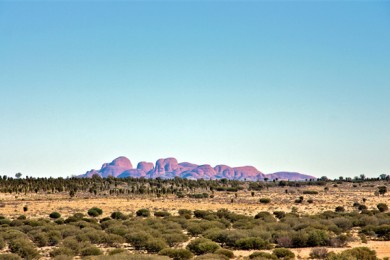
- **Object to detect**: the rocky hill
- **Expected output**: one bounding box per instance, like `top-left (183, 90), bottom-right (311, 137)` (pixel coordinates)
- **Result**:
top-left (79, 156), bottom-right (316, 181)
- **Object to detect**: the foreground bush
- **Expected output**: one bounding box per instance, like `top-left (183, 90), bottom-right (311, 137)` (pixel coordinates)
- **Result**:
top-left (215, 248), bottom-right (234, 258)
top-left (272, 248), bottom-right (295, 259)
top-left (249, 251), bottom-right (277, 259)
top-left (8, 238), bottom-right (39, 259)
top-left (327, 247), bottom-right (376, 260)
top-left (80, 246), bottom-right (102, 256)
top-left (0, 254), bottom-right (22, 260)
top-left (159, 248), bottom-right (194, 260)
top-left (186, 238), bottom-right (220, 255)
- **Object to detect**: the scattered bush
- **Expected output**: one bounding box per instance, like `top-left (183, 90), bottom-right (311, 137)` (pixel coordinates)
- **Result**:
top-left (111, 211), bottom-right (127, 220)
top-left (249, 251), bottom-right (277, 259)
top-left (136, 208), bottom-right (151, 217)
top-left (335, 206), bottom-right (345, 212)
top-left (80, 246), bottom-right (102, 256)
top-left (303, 190), bottom-right (318, 195)
top-left (309, 247), bottom-right (328, 259)
top-left (186, 238), bottom-right (220, 255)
top-left (159, 248), bottom-right (194, 260)
top-left (145, 238), bottom-right (168, 253)
top-left (49, 212), bottom-right (61, 219)
top-left (377, 203), bottom-right (388, 212)
top-left (272, 248), bottom-right (295, 259)
top-left (154, 211), bottom-right (171, 217)
top-left (88, 207), bottom-right (103, 217)
top-left (215, 248), bottom-right (234, 259)
top-left (9, 238), bottom-right (40, 259)
top-left (259, 198), bottom-right (271, 204)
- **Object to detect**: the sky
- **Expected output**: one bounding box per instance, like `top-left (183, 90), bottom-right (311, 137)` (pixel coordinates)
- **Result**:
top-left (0, 1), bottom-right (389, 179)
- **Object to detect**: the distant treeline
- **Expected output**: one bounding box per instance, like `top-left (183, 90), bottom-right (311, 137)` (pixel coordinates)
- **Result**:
top-left (0, 174), bottom-right (388, 198)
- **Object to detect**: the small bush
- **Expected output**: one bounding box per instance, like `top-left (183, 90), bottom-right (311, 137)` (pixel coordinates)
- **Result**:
top-left (49, 212), bottom-right (61, 219)
top-left (249, 251), bottom-right (277, 259)
top-left (377, 203), bottom-right (388, 212)
top-left (50, 247), bottom-right (74, 257)
top-left (80, 246), bottom-right (102, 256)
top-left (273, 211), bottom-right (286, 219)
top-left (272, 248), bottom-right (295, 259)
top-left (215, 249), bottom-right (234, 258)
top-left (309, 247), bottom-right (328, 259)
top-left (178, 209), bottom-right (192, 218)
top-left (338, 247), bottom-right (376, 260)
top-left (259, 198), bottom-right (271, 204)
top-left (335, 206), bottom-right (345, 212)
top-left (154, 211), bottom-right (171, 217)
top-left (303, 190), bottom-right (318, 195)
top-left (88, 207), bottom-right (103, 217)
top-left (0, 254), bottom-right (22, 260)
top-left (136, 208), bottom-right (151, 217)
top-left (159, 248), bottom-right (194, 260)
top-left (9, 238), bottom-right (40, 259)
top-left (187, 238), bottom-right (220, 255)
top-left (108, 248), bottom-right (127, 255)
top-left (145, 238), bottom-right (168, 253)
top-left (235, 237), bottom-right (272, 250)
top-left (111, 211), bottom-right (127, 220)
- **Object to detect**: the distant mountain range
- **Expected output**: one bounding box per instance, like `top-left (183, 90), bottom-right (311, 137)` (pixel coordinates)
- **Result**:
top-left (78, 156), bottom-right (316, 181)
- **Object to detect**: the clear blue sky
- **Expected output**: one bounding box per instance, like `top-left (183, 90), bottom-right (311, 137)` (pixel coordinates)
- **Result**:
top-left (0, 1), bottom-right (389, 179)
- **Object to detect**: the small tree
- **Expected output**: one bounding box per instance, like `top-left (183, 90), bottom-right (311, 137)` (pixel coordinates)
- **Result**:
top-left (15, 173), bottom-right (22, 179)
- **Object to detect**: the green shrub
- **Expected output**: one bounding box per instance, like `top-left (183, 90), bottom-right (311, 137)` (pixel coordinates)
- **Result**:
top-left (273, 211), bottom-right (286, 219)
top-left (178, 209), bottom-right (192, 219)
top-left (193, 253), bottom-right (228, 260)
top-left (62, 237), bottom-right (81, 254)
top-left (111, 211), bottom-right (127, 220)
top-left (254, 211), bottom-right (276, 222)
top-left (259, 198), bottom-right (271, 204)
top-left (31, 232), bottom-right (48, 247)
top-left (186, 238), bottom-right (220, 255)
top-left (159, 248), bottom-right (194, 260)
top-left (0, 254), bottom-right (22, 260)
top-left (125, 231), bottom-right (151, 250)
top-left (136, 208), bottom-right (151, 217)
top-left (249, 251), bottom-right (277, 259)
top-left (9, 238), bottom-right (40, 259)
top-left (303, 190), bottom-right (318, 195)
top-left (0, 236), bottom-right (5, 250)
top-left (162, 232), bottom-right (188, 247)
top-left (80, 246), bottom-right (102, 256)
top-left (272, 248), bottom-right (295, 259)
top-left (88, 207), bottom-right (103, 217)
top-left (335, 206), bottom-right (345, 213)
top-left (49, 212), bottom-right (61, 219)
top-left (154, 211), bottom-right (171, 217)
top-left (215, 248), bottom-right (234, 259)
top-left (108, 248), bottom-right (127, 255)
top-left (338, 247), bottom-right (376, 260)
top-left (235, 237), bottom-right (272, 250)
top-left (145, 238), bottom-right (168, 253)
top-left (50, 247), bottom-right (74, 257)
top-left (377, 203), bottom-right (388, 212)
